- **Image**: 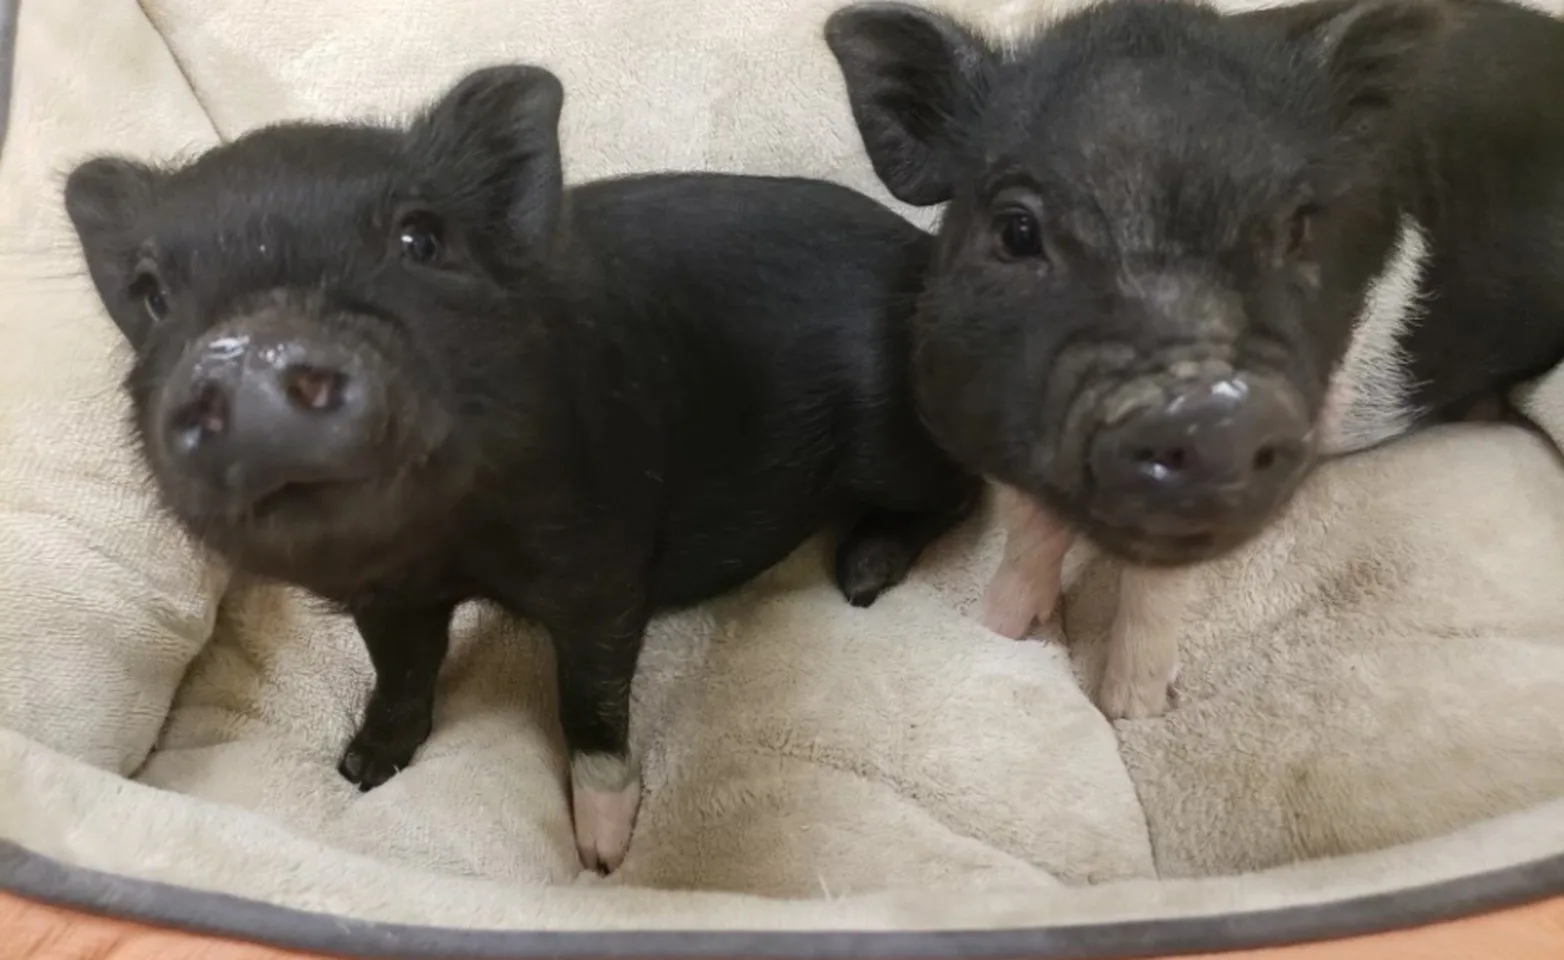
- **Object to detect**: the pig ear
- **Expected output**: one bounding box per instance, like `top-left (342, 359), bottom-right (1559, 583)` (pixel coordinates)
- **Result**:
top-left (825, 2), bottom-right (996, 207)
top-left (412, 64), bottom-right (566, 247)
top-left (1297, 0), bottom-right (1445, 141)
top-left (63, 156), bottom-right (163, 348)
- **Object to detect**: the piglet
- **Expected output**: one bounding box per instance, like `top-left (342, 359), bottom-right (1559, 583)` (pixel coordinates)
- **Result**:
top-left (63, 64), bottom-right (979, 871)
top-left (826, 0), bottom-right (1564, 718)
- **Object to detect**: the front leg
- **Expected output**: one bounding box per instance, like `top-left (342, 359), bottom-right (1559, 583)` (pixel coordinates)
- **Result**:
top-left (546, 599), bottom-right (650, 874)
top-left (338, 598), bottom-right (455, 790)
top-left (981, 484), bottom-right (1076, 639)
top-left (1096, 563), bottom-right (1190, 720)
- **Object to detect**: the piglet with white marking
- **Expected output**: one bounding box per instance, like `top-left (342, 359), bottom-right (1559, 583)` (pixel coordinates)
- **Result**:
top-left (63, 65), bottom-right (979, 871)
top-left (825, 0), bottom-right (1564, 718)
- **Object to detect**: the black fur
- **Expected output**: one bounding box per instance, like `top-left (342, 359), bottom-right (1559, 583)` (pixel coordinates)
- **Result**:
top-left (63, 65), bottom-right (977, 828)
top-left (826, 0), bottom-right (1564, 564)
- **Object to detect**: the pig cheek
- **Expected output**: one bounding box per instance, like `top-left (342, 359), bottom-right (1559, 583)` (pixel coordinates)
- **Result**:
top-left (1032, 359), bottom-right (1122, 502)
top-left (125, 353), bottom-right (186, 479)
top-left (916, 345), bottom-right (1023, 475)
top-left (339, 330), bottom-right (449, 463)
top-left (910, 315), bottom-right (978, 410)
top-left (910, 357), bottom-right (983, 464)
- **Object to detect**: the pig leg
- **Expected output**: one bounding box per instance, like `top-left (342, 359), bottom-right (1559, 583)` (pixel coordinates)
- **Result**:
top-left (339, 599), bottom-right (456, 790)
top-left (547, 603), bottom-right (649, 874)
top-left (1096, 564), bottom-right (1191, 720)
top-left (980, 484), bottom-right (1075, 639)
top-left (836, 468), bottom-right (982, 607)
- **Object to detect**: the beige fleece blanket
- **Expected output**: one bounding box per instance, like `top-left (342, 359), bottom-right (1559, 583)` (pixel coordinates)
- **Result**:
top-left (3, 0), bottom-right (1564, 931)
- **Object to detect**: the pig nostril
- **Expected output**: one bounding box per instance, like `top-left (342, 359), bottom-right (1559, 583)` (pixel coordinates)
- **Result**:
top-left (196, 384), bottom-right (229, 435)
top-left (1252, 445), bottom-right (1278, 472)
top-left (171, 381), bottom-right (230, 440)
top-left (283, 365), bottom-right (347, 413)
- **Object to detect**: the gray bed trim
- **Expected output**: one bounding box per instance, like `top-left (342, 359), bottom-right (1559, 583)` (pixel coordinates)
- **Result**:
top-left (3, 840), bottom-right (1562, 959)
top-left (0, 0), bottom-right (16, 162)
top-left (0, 0), bottom-right (1558, 952)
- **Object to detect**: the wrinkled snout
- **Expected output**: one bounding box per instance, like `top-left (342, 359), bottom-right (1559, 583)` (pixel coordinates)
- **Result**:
top-left (1087, 375), bottom-right (1312, 547)
top-left (160, 330), bottom-right (386, 508)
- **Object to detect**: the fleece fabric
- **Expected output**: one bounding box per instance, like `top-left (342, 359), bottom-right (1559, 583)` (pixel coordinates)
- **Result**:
top-left (2, 0), bottom-right (1563, 931)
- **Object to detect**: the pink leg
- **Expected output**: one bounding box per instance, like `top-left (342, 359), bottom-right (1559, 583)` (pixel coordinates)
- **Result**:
top-left (980, 484), bottom-right (1076, 639)
top-left (1096, 563), bottom-right (1190, 720)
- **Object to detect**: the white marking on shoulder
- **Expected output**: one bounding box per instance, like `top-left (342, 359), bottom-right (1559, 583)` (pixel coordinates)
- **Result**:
top-left (1317, 215), bottom-right (1432, 457)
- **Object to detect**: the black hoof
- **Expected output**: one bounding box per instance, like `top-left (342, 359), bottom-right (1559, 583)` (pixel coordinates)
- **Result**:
top-left (337, 711), bottom-right (430, 790)
top-left (835, 532), bottom-right (917, 608)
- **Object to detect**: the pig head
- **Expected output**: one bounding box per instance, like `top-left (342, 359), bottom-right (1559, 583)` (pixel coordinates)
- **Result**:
top-left (62, 66), bottom-right (567, 595)
top-left (826, 0), bottom-right (1445, 566)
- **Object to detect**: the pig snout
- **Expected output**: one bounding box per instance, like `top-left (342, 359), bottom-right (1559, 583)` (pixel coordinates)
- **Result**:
top-left (1086, 375), bottom-right (1311, 534)
top-left (161, 331), bottom-right (385, 506)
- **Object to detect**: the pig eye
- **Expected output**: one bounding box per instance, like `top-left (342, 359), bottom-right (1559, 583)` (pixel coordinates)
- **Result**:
top-left (129, 267), bottom-right (169, 324)
top-left (397, 212), bottom-right (444, 265)
top-left (994, 209), bottom-right (1045, 261)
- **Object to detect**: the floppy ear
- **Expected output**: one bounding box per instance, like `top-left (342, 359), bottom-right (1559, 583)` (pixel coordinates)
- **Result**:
top-left (1294, 0), bottom-right (1445, 143)
top-left (63, 156), bottom-right (163, 348)
top-left (410, 64), bottom-right (566, 249)
top-left (824, 1), bottom-right (997, 207)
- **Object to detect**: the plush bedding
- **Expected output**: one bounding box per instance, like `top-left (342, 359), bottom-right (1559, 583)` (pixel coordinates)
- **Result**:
top-left (3, 0), bottom-right (1564, 939)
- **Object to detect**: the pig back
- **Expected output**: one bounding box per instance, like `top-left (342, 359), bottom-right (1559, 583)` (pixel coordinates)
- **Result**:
top-left (559, 172), bottom-right (939, 604)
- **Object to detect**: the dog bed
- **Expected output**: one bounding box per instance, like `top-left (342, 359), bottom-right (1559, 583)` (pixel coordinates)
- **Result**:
top-left (3, 0), bottom-right (1564, 956)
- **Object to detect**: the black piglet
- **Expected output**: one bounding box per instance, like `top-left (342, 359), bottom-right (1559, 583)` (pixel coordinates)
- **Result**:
top-left (63, 64), bottom-right (979, 872)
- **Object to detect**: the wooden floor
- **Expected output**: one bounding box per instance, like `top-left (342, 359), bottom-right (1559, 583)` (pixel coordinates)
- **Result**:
top-left (3, 891), bottom-right (1563, 960)
top-left (1184, 896), bottom-right (1564, 959)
